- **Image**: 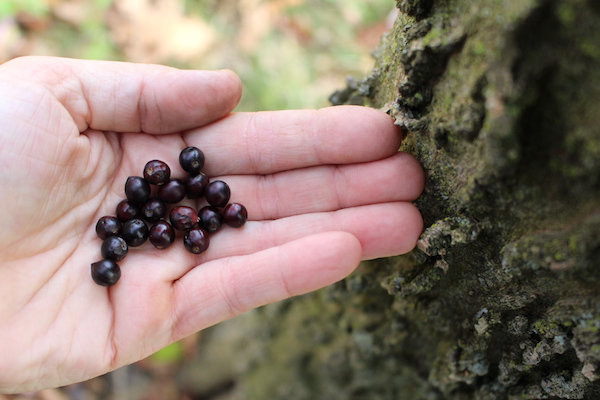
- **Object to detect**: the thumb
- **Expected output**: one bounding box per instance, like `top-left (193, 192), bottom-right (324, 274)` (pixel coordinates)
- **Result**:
top-left (0, 56), bottom-right (242, 134)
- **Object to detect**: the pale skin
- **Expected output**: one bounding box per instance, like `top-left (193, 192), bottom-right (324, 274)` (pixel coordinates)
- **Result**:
top-left (0, 56), bottom-right (424, 393)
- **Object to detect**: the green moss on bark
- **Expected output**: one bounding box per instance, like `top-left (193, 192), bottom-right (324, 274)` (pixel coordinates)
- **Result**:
top-left (190, 1), bottom-right (600, 399)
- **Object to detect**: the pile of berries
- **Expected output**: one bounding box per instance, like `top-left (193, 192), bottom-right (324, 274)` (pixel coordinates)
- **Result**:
top-left (91, 146), bottom-right (248, 287)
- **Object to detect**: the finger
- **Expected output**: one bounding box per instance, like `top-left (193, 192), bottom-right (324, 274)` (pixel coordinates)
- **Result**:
top-left (104, 202), bottom-right (420, 285)
top-left (220, 151), bottom-right (424, 220)
top-left (185, 106), bottom-right (403, 175)
top-left (0, 56), bottom-right (242, 134)
top-left (114, 202), bottom-right (422, 283)
top-left (170, 231), bottom-right (362, 340)
top-left (202, 202), bottom-right (423, 263)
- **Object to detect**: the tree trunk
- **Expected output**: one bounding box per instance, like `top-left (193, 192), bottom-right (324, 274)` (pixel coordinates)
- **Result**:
top-left (181, 1), bottom-right (600, 398)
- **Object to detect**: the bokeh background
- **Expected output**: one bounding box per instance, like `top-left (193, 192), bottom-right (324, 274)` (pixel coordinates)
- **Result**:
top-left (0, 0), bottom-right (396, 111)
top-left (0, 0), bottom-right (395, 399)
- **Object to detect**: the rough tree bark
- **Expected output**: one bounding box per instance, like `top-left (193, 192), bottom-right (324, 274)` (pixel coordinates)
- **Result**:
top-left (180, 0), bottom-right (600, 399)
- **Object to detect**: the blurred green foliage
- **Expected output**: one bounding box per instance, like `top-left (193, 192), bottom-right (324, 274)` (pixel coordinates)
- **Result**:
top-left (1, 0), bottom-right (392, 112)
top-left (0, 0), bottom-right (48, 18)
top-left (150, 341), bottom-right (184, 365)
top-left (1, 0), bottom-right (122, 61)
top-left (189, 0), bottom-right (392, 110)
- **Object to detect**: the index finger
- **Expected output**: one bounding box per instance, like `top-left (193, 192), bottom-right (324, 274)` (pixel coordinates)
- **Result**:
top-left (0, 56), bottom-right (242, 134)
top-left (185, 106), bottom-right (402, 176)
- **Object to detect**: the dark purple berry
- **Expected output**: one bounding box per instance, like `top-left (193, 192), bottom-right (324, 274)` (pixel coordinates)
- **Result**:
top-left (149, 221), bottom-right (176, 249)
top-left (91, 259), bottom-right (121, 287)
top-left (121, 218), bottom-right (149, 247)
top-left (158, 178), bottom-right (187, 204)
top-left (116, 199), bottom-right (141, 222)
top-left (143, 160), bottom-right (171, 185)
top-left (124, 176), bottom-right (151, 205)
top-left (205, 180), bottom-right (231, 208)
top-left (141, 198), bottom-right (166, 222)
top-left (100, 236), bottom-right (128, 261)
top-left (179, 146), bottom-right (205, 174)
top-left (183, 227), bottom-right (210, 254)
top-left (184, 172), bottom-right (209, 199)
top-left (223, 203), bottom-right (248, 228)
top-left (198, 206), bottom-right (223, 233)
top-left (96, 216), bottom-right (122, 240)
top-left (169, 206), bottom-right (198, 231)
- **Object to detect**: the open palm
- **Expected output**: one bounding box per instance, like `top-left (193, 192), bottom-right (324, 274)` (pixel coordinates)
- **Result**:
top-left (0, 57), bottom-right (424, 393)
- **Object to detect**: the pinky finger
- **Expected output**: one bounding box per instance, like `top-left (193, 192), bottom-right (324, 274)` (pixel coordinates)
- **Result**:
top-left (170, 231), bottom-right (362, 341)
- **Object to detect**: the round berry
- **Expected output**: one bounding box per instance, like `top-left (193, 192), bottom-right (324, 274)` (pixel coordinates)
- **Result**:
top-left (116, 200), bottom-right (141, 222)
top-left (223, 203), bottom-right (248, 228)
top-left (183, 227), bottom-right (210, 254)
top-left (121, 218), bottom-right (149, 247)
top-left (91, 259), bottom-right (121, 287)
top-left (124, 176), bottom-right (151, 205)
top-left (101, 236), bottom-right (129, 261)
top-left (96, 216), bottom-right (122, 240)
top-left (198, 206), bottom-right (223, 233)
top-left (149, 221), bottom-right (176, 250)
top-left (158, 178), bottom-right (187, 204)
top-left (185, 172), bottom-right (209, 199)
top-left (179, 146), bottom-right (205, 174)
top-left (141, 198), bottom-right (166, 222)
top-left (169, 206), bottom-right (198, 231)
top-left (143, 160), bottom-right (171, 185)
top-left (205, 180), bottom-right (231, 208)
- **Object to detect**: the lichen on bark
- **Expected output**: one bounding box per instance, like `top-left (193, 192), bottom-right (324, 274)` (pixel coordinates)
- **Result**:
top-left (184, 1), bottom-right (600, 399)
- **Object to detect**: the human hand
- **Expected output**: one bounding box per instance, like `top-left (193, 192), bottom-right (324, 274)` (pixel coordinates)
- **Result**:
top-left (0, 56), bottom-right (424, 393)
